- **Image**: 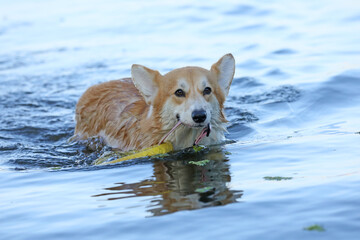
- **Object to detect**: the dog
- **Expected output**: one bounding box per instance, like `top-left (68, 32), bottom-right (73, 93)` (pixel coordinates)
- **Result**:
top-left (72, 54), bottom-right (235, 151)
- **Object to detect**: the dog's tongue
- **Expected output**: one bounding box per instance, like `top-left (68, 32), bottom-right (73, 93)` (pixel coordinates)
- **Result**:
top-left (193, 123), bottom-right (211, 146)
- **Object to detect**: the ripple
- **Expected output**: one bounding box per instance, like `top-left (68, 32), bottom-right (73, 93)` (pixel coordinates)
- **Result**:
top-left (302, 73), bottom-right (360, 115)
top-left (237, 23), bottom-right (264, 31)
top-left (242, 44), bottom-right (259, 51)
top-left (0, 54), bottom-right (29, 71)
top-left (84, 62), bottom-right (108, 69)
top-left (344, 14), bottom-right (360, 22)
top-left (0, 142), bottom-right (22, 151)
top-left (232, 77), bottom-right (264, 88)
top-left (225, 4), bottom-right (255, 15)
top-left (225, 107), bottom-right (259, 123)
top-left (232, 85), bottom-right (301, 104)
top-left (264, 68), bottom-right (289, 78)
top-left (226, 122), bottom-right (254, 140)
top-left (237, 59), bottom-right (266, 70)
top-left (2, 126), bottom-right (48, 137)
top-left (271, 48), bottom-right (297, 55)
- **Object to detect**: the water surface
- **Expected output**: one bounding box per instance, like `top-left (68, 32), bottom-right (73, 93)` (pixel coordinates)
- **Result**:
top-left (1, 0), bottom-right (360, 239)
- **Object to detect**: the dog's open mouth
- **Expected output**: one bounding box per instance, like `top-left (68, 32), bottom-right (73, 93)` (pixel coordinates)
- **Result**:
top-left (158, 121), bottom-right (211, 145)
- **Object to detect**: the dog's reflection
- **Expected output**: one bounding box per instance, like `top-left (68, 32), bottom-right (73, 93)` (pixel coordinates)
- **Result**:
top-left (93, 149), bottom-right (243, 216)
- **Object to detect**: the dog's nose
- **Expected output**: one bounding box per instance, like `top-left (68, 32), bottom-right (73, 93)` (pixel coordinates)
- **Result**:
top-left (192, 110), bottom-right (207, 123)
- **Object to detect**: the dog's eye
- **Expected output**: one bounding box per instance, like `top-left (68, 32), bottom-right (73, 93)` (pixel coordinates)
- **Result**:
top-left (174, 89), bottom-right (185, 97)
top-left (203, 87), bottom-right (212, 95)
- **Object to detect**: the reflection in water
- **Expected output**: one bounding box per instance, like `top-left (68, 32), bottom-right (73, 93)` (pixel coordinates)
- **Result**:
top-left (93, 148), bottom-right (243, 216)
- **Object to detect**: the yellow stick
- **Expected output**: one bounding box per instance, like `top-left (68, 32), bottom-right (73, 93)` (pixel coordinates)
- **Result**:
top-left (95, 142), bottom-right (173, 165)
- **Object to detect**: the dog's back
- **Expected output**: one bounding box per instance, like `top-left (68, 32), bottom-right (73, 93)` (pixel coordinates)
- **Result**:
top-left (73, 78), bottom-right (160, 150)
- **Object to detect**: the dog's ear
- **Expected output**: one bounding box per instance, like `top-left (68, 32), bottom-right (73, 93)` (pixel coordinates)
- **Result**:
top-left (211, 53), bottom-right (235, 96)
top-left (131, 64), bottom-right (161, 105)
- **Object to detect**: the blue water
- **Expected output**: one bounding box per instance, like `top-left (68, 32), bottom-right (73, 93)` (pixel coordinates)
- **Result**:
top-left (1, 0), bottom-right (360, 239)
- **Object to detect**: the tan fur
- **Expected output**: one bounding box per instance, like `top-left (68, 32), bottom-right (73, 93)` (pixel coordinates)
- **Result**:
top-left (73, 54), bottom-right (235, 151)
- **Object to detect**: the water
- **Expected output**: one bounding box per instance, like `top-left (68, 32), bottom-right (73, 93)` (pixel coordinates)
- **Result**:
top-left (1, 0), bottom-right (360, 239)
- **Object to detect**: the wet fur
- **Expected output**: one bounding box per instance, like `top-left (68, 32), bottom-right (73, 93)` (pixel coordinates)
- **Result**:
top-left (72, 54), bottom-right (235, 151)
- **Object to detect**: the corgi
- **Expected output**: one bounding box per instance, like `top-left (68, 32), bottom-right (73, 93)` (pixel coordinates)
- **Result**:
top-left (72, 54), bottom-right (235, 151)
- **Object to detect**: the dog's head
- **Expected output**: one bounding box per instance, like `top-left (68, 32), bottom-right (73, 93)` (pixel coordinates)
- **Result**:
top-left (131, 54), bottom-right (235, 130)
